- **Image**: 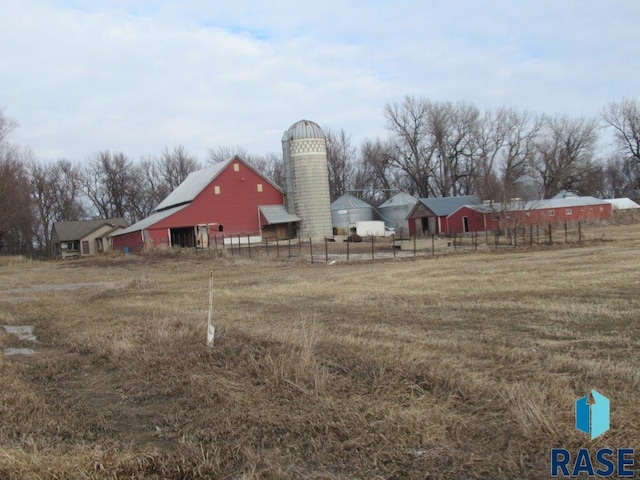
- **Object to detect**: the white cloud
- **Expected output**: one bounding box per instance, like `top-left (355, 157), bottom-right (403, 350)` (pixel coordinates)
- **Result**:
top-left (0, 0), bottom-right (638, 162)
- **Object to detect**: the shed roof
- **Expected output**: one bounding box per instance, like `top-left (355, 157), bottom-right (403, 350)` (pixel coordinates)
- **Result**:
top-left (115, 205), bottom-right (189, 235)
top-left (53, 218), bottom-right (127, 242)
top-left (259, 205), bottom-right (302, 225)
top-left (331, 194), bottom-right (372, 211)
top-left (378, 192), bottom-right (419, 208)
top-left (604, 198), bottom-right (640, 210)
top-left (417, 195), bottom-right (480, 216)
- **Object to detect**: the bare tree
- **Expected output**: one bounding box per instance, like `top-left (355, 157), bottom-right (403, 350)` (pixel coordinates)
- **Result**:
top-left (158, 145), bottom-right (201, 190)
top-left (533, 115), bottom-right (599, 198)
top-left (601, 156), bottom-right (640, 198)
top-left (28, 159), bottom-right (85, 254)
top-left (0, 147), bottom-right (34, 254)
top-left (325, 128), bottom-right (356, 201)
top-left (601, 97), bottom-right (640, 164)
top-left (384, 96), bottom-right (435, 198)
top-left (353, 138), bottom-right (398, 204)
top-left (430, 100), bottom-right (479, 197)
top-left (82, 151), bottom-right (138, 222)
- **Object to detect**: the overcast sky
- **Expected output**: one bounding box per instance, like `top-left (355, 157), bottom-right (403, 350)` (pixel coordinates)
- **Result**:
top-left (1, 0), bottom-right (638, 162)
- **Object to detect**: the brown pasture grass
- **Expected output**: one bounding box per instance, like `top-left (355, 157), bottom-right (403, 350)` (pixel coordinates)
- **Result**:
top-left (1, 223), bottom-right (640, 478)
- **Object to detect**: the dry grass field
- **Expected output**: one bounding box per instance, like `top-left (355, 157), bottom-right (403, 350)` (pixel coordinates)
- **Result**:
top-left (1, 224), bottom-right (639, 479)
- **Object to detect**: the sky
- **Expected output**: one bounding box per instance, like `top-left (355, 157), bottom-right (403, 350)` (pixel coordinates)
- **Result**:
top-left (1, 0), bottom-right (638, 162)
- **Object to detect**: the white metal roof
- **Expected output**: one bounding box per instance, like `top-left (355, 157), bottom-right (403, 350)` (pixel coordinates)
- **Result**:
top-left (378, 192), bottom-right (419, 208)
top-left (154, 158), bottom-right (232, 212)
top-left (115, 204), bottom-right (189, 235)
top-left (331, 194), bottom-right (373, 211)
top-left (259, 205), bottom-right (301, 224)
top-left (604, 198), bottom-right (640, 210)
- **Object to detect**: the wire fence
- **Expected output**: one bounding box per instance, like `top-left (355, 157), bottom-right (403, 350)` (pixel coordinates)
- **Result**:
top-left (185, 221), bottom-right (613, 263)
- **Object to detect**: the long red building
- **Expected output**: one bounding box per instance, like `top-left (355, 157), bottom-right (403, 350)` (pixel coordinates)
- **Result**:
top-left (446, 196), bottom-right (612, 234)
top-left (113, 156), bottom-right (300, 252)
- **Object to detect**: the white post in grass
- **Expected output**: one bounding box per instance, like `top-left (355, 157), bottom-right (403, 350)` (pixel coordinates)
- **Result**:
top-left (206, 271), bottom-right (215, 347)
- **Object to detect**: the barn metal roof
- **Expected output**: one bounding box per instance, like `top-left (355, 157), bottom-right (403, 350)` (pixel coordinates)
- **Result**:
top-left (115, 204), bottom-right (189, 235)
top-left (259, 205), bottom-right (302, 225)
top-left (450, 196), bottom-right (611, 217)
top-left (52, 218), bottom-right (127, 241)
top-left (154, 158), bottom-right (232, 212)
top-left (604, 198), bottom-right (640, 210)
top-left (418, 195), bottom-right (480, 216)
top-left (509, 196), bottom-right (609, 210)
top-left (331, 194), bottom-right (372, 211)
top-left (378, 192), bottom-right (419, 208)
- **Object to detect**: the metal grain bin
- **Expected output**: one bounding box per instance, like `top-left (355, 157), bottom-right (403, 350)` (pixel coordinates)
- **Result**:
top-left (377, 192), bottom-right (418, 237)
top-left (331, 194), bottom-right (374, 234)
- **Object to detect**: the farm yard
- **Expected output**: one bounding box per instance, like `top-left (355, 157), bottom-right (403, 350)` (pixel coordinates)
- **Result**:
top-left (1, 224), bottom-right (639, 479)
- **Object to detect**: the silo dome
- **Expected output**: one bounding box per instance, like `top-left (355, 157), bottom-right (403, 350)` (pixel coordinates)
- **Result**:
top-left (282, 120), bottom-right (326, 142)
top-left (282, 119), bottom-right (333, 240)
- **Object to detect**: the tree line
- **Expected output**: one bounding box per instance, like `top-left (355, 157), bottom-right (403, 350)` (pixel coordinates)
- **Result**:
top-left (0, 97), bottom-right (638, 256)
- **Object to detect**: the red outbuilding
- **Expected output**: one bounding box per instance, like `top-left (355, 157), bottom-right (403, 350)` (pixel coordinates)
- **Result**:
top-left (112, 156), bottom-right (300, 252)
top-left (446, 196), bottom-right (613, 234)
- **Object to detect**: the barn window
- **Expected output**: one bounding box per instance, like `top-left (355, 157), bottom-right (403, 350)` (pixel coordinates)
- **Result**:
top-left (565, 209), bottom-right (572, 215)
top-left (548, 210), bottom-right (555, 217)
top-left (214, 186), bottom-right (220, 195)
top-left (233, 163), bottom-right (240, 172)
top-left (257, 183), bottom-right (263, 192)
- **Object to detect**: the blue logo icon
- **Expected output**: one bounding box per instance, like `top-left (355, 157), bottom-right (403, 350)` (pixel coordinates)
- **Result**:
top-left (575, 390), bottom-right (609, 439)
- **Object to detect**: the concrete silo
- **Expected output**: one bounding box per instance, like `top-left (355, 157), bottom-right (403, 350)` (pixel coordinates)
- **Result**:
top-left (282, 120), bottom-right (333, 239)
top-left (377, 192), bottom-right (418, 237)
top-left (331, 194), bottom-right (374, 234)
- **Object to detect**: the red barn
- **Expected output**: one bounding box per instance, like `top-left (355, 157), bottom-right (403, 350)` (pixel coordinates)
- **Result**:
top-left (113, 156), bottom-right (300, 252)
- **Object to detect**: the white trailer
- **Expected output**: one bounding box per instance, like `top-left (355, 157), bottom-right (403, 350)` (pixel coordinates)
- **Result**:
top-left (354, 220), bottom-right (386, 237)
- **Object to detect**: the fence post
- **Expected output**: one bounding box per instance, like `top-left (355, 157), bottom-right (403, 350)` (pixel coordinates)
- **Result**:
top-left (578, 222), bottom-right (582, 243)
top-left (247, 235), bottom-right (251, 257)
top-left (393, 234), bottom-right (396, 258)
top-left (265, 238), bottom-right (269, 257)
top-left (325, 237), bottom-right (328, 263)
top-left (536, 226), bottom-right (539, 244)
top-left (288, 237), bottom-right (291, 257)
top-left (371, 235), bottom-right (374, 261)
top-left (298, 234), bottom-right (302, 255)
top-left (346, 237), bottom-right (350, 262)
top-left (309, 237), bottom-right (313, 264)
top-left (413, 235), bottom-right (417, 257)
top-left (548, 224), bottom-right (552, 245)
top-left (494, 229), bottom-right (498, 250)
top-left (432, 233), bottom-right (435, 256)
top-left (564, 223), bottom-right (568, 243)
top-left (276, 238), bottom-right (280, 257)
top-left (513, 228), bottom-right (517, 248)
